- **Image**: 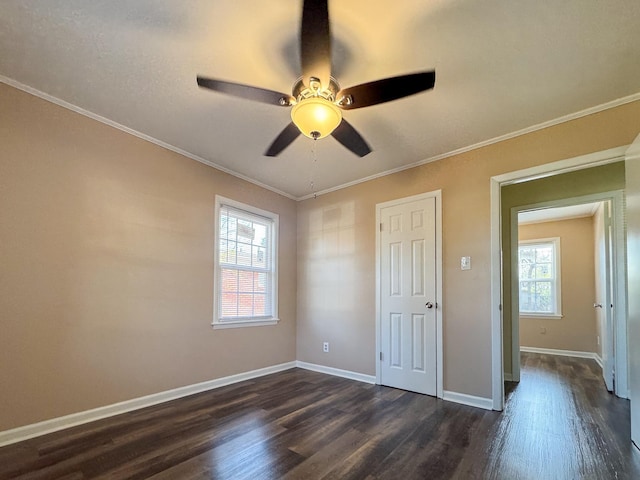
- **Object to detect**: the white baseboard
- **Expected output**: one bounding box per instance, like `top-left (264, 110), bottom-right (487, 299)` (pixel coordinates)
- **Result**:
top-left (0, 361), bottom-right (296, 448)
top-left (295, 361), bottom-right (376, 384)
top-left (442, 391), bottom-right (493, 410)
top-left (520, 346), bottom-right (601, 361)
top-left (594, 354), bottom-right (604, 369)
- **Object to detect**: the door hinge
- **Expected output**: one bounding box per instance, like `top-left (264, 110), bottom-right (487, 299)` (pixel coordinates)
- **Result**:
top-left (380, 223), bottom-right (383, 232)
top-left (379, 352), bottom-right (383, 361)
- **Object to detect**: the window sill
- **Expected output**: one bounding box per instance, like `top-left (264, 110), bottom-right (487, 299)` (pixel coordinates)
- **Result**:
top-left (519, 313), bottom-right (563, 320)
top-left (212, 318), bottom-right (279, 330)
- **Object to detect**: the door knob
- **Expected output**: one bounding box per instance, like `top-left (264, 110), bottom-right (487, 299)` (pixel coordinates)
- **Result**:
top-left (426, 302), bottom-right (434, 309)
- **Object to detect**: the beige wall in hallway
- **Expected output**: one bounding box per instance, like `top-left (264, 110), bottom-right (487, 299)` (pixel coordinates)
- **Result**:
top-left (0, 84), bottom-right (297, 432)
top-left (297, 99), bottom-right (640, 400)
top-left (518, 217), bottom-right (598, 353)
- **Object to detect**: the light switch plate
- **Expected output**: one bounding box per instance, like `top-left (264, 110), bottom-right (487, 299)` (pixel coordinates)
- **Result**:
top-left (461, 256), bottom-right (471, 270)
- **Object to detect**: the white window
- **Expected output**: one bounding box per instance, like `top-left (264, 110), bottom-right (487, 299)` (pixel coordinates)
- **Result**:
top-left (518, 237), bottom-right (562, 317)
top-left (214, 196), bottom-right (278, 329)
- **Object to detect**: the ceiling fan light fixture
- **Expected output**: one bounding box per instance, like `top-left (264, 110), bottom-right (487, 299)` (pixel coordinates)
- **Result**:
top-left (291, 97), bottom-right (342, 139)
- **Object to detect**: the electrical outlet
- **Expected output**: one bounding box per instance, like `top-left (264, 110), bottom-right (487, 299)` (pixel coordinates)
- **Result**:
top-left (323, 342), bottom-right (329, 353)
top-left (597, 335), bottom-right (600, 346)
top-left (540, 326), bottom-right (546, 334)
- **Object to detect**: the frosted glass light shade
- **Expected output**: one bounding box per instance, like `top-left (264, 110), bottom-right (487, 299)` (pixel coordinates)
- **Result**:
top-left (291, 97), bottom-right (342, 139)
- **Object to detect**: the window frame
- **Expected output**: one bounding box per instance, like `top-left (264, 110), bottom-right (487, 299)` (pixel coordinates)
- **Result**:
top-left (213, 195), bottom-right (279, 329)
top-left (518, 237), bottom-right (562, 319)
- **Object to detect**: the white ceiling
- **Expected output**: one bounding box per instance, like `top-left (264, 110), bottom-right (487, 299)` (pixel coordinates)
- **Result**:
top-left (518, 202), bottom-right (601, 225)
top-left (1, 1), bottom-right (639, 199)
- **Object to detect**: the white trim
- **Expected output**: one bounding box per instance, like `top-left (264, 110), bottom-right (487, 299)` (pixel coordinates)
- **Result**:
top-left (0, 75), bottom-right (297, 201)
top-left (442, 391), bottom-right (494, 411)
top-left (0, 361), bottom-right (296, 448)
top-left (374, 190), bottom-right (444, 399)
top-left (490, 145), bottom-right (630, 412)
top-left (297, 96), bottom-right (640, 200)
top-left (213, 319), bottom-right (278, 329)
top-left (493, 146), bottom-right (627, 186)
top-left (520, 346), bottom-right (600, 360)
top-left (594, 354), bottom-right (604, 370)
top-left (490, 174), bottom-right (505, 410)
top-left (295, 361), bottom-right (376, 384)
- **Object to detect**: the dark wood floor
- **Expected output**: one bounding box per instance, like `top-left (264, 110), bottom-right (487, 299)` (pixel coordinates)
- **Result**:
top-left (1, 353), bottom-right (639, 479)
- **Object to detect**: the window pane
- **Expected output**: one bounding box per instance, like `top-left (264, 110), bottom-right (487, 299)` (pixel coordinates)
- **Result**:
top-left (236, 243), bottom-right (252, 266)
top-left (519, 247), bottom-right (535, 263)
top-left (535, 264), bottom-right (552, 279)
top-left (520, 281), bottom-right (535, 311)
top-left (536, 247), bottom-right (552, 263)
top-left (237, 220), bottom-right (254, 242)
top-left (238, 270), bottom-right (254, 293)
top-left (519, 260), bottom-right (534, 280)
top-left (254, 224), bottom-right (267, 246)
top-left (221, 240), bottom-right (236, 264)
top-left (221, 293), bottom-right (238, 317)
top-left (253, 294), bottom-right (267, 316)
top-left (254, 272), bottom-right (267, 293)
top-left (534, 281), bottom-right (552, 312)
top-left (253, 246), bottom-right (266, 268)
top-left (221, 268), bottom-right (238, 292)
top-left (226, 216), bottom-right (237, 241)
top-left (238, 294), bottom-right (254, 316)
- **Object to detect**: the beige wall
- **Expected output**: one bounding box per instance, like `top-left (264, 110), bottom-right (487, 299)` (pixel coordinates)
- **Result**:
top-left (297, 100), bottom-right (640, 400)
top-left (0, 84), bottom-right (297, 431)
top-left (518, 217), bottom-right (597, 352)
top-left (501, 163), bottom-right (625, 376)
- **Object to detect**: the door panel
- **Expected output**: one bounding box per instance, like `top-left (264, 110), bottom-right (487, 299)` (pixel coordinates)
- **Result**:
top-left (380, 196), bottom-right (437, 395)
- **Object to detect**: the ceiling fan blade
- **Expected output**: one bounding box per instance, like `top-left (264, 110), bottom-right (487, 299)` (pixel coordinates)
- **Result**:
top-left (337, 71), bottom-right (436, 110)
top-left (331, 120), bottom-right (372, 157)
top-left (197, 76), bottom-right (293, 106)
top-left (300, 0), bottom-right (331, 89)
top-left (264, 122), bottom-right (301, 156)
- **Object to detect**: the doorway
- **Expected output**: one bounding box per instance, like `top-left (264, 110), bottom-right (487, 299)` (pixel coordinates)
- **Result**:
top-left (375, 191), bottom-right (443, 397)
top-left (489, 146), bottom-right (629, 410)
top-left (513, 199), bottom-right (617, 393)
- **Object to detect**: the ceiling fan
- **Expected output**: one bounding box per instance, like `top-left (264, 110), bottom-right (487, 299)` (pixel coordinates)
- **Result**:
top-left (197, 0), bottom-right (435, 157)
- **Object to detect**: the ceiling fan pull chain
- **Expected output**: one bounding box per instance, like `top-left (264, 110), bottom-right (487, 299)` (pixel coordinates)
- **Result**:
top-left (310, 139), bottom-right (318, 199)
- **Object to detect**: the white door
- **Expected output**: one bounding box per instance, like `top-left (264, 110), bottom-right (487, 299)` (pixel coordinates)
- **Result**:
top-left (379, 195), bottom-right (437, 395)
top-left (595, 201), bottom-right (614, 391)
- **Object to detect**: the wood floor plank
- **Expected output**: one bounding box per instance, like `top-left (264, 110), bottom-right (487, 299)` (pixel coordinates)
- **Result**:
top-left (1, 354), bottom-right (639, 479)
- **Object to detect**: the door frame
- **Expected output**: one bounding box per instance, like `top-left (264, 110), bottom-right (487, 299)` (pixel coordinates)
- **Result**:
top-left (508, 191), bottom-right (626, 393)
top-left (490, 145), bottom-right (630, 410)
top-left (375, 190), bottom-right (443, 399)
